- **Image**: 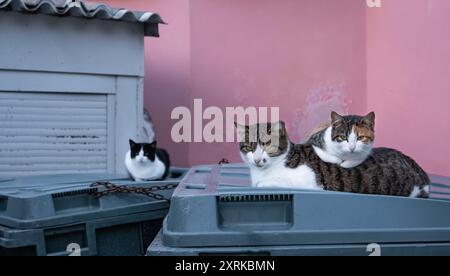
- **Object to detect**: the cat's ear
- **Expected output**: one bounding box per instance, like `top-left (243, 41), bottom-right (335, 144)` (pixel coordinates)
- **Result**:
top-left (331, 111), bottom-right (344, 124)
top-left (362, 112), bottom-right (375, 127)
top-left (272, 121), bottom-right (286, 136)
top-left (129, 139), bottom-right (136, 147)
top-left (235, 122), bottom-right (247, 141)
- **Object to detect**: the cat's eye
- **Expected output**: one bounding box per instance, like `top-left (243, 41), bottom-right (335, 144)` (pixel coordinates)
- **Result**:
top-left (260, 141), bottom-right (271, 146)
top-left (336, 136), bottom-right (347, 142)
top-left (358, 136), bottom-right (369, 141)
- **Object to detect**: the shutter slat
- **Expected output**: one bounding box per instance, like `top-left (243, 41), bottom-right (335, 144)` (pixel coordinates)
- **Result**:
top-left (0, 121), bottom-right (106, 129)
top-left (0, 170), bottom-right (107, 177)
top-left (0, 149), bottom-right (107, 158)
top-left (0, 106), bottom-right (107, 115)
top-left (0, 114), bottom-right (107, 122)
top-left (0, 92), bottom-right (106, 101)
top-left (0, 163), bottom-right (107, 172)
top-left (0, 92), bottom-right (109, 176)
top-left (0, 156), bottom-right (107, 165)
top-left (0, 136), bottom-right (107, 144)
top-left (1, 143), bottom-right (107, 151)
top-left (0, 99), bottom-right (107, 108)
top-left (2, 128), bottom-right (106, 136)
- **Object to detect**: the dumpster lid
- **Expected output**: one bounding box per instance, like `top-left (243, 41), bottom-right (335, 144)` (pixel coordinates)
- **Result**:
top-left (163, 164), bottom-right (450, 248)
top-left (0, 168), bottom-right (188, 229)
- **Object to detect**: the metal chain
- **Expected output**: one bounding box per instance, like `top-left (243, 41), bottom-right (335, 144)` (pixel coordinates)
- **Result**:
top-left (89, 181), bottom-right (178, 201)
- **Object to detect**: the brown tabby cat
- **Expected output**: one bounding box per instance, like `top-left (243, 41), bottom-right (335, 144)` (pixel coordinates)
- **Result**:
top-left (236, 121), bottom-right (430, 198)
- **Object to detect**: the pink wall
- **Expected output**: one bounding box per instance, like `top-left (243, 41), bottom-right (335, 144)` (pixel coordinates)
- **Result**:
top-left (367, 0), bottom-right (450, 176)
top-left (104, 0), bottom-right (191, 166)
top-left (103, 0), bottom-right (450, 176)
top-left (188, 0), bottom-right (366, 165)
top-left (105, 0), bottom-right (367, 166)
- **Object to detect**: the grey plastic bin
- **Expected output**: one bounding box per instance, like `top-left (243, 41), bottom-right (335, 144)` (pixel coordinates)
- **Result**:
top-left (0, 168), bottom-right (188, 256)
top-left (148, 230), bottom-right (450, 256)
top-left (147, 164), bottom-right (450, 256)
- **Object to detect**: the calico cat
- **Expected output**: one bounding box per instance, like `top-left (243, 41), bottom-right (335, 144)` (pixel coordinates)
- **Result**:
top-left (236, 121), bottom-right (430, 198)
top-left (125, 139), bottom-right (170, 181)
top-left (307, 111), bottom-right (375, 168)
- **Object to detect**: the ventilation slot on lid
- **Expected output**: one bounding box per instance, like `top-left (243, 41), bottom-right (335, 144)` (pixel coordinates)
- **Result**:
top-left (52, 188), bottom-right (100, 214)
top-left (0, 196), bottom-right (7, 212)
top-left (52, 188), bottom-right (98, 199)
top-left (219, 194), bottom-right (293, 203)
top-left (217, 194), bottom-right (294, 231)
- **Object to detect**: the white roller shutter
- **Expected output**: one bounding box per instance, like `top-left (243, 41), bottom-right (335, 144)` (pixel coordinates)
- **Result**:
top-left (0, 92), bottom-right (109, 177)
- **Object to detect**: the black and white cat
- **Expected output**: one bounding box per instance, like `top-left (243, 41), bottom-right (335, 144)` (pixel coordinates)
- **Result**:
top-left (125, 139), bottom-right (170, 181)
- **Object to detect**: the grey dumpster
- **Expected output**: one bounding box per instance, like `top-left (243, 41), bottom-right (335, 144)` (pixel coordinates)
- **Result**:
top-left (147, 164), bottom-right (450, 256)
top-left (0, 167), bottom-right (188, 256)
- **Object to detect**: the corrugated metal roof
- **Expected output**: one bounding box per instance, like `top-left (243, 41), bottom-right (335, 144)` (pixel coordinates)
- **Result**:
top-left (0, 0), bottom-right (165, 37)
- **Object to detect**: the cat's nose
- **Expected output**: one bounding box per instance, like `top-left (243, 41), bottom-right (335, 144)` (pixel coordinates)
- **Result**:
top-left (349, 145), bottom-right (356, 152)
top-left (254, 158), bottom-right (262, 165)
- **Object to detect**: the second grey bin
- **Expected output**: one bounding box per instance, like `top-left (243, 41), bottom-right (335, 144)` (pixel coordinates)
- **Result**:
top-left (147, 164), bottom-right (450, 256)
top-left (0, 168), bottom-right (188, 256)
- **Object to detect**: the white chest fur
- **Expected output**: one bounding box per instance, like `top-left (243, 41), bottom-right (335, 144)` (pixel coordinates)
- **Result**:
top-left (124, 151), bottom-right (166, 181)
top-left (250, 158), bottom-right (322, 191)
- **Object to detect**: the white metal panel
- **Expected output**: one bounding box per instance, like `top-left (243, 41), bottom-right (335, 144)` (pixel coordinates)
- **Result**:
top-left (0, 92), bottom-right (109, 177)
top-left (0, 12), bottom-right (145, 77)
top-left (114, 76), bottom-right (143, 174)
top-left (0, 70), bottom-right (116, 94)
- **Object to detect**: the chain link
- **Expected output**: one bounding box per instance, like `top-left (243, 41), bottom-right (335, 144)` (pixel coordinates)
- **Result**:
top-left (89, 181), bottom-right (178, 201)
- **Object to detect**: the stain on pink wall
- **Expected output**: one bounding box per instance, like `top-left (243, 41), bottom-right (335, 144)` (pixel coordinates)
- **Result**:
top-left (106, 0), bottom-right (450, 175)
top-left (367, 0), bottom-right (450, 176)
top-left (188, 0), bottom-right (366, 165)
top-left (103, 0), bottom-right (367, 167)
top-left (104, 0), bottom-right (450, 176)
